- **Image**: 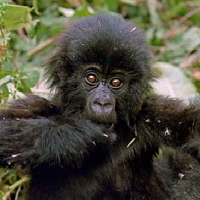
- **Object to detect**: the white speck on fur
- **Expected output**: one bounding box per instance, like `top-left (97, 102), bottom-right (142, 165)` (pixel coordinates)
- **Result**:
top-left (127, 138), bottom-right (136, 148)
top-left (130, 27), bottom-right (136, 32)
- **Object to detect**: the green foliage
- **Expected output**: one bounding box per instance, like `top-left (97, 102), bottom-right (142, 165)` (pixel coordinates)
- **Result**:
top-left (162, 2), bottom-right (187, 20)
top-left (157, 27), bottom-right (200, 65)
top-left (2, 4), bottom-right (33, 30)
top-left (0, 64), bottom-right (40, 103)
top-left (92, 0), bottom-right (120, 12)
top-left (0, 1), bottom-right (39, 104)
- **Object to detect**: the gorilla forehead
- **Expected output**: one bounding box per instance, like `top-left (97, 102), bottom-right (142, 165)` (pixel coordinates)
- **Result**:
top-left (57, 14), bottom-right (151, 73)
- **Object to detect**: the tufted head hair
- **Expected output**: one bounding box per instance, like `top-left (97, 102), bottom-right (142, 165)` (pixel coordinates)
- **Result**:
top-left (46, 14), bottom-right (152, 87)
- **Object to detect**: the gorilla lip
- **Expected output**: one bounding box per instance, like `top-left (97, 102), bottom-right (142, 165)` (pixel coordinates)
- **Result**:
top-left (91, 103), bottom-right (113, 115)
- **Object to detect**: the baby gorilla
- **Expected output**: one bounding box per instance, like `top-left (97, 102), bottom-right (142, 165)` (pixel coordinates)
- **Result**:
top-left (0, 14), bottom-right (200, 200)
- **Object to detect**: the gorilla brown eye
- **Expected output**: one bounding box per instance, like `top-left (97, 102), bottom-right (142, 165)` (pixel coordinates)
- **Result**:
top-left (110, 78), bottom-right (122, 88)
top-left (86, 74), bottom-right (97, 84)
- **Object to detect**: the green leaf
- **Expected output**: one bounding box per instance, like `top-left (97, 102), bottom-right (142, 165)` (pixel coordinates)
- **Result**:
top-left (0, 75), bottom-right (11, 86)
top-left (105, 0), bottom-right (120, 12)
top-left (2, 4), bottom-right (33, 30)
top-left (74, 4), bottom-right (93, 17)
top-left (24, 69), bottom-right (40, 88)
top-left (0, 84), bottom-right (9, 99)
top-left (18, 79), bottom-right (32, 93)
top-left (163, 2), bottom-right (186, 20)
top-left (33, 0), bottom-right (40, 15)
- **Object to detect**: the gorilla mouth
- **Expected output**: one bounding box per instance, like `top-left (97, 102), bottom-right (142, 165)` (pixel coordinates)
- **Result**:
top-left (88, 108), bottom-right (117, 123)
top-left (91, 104), bottom-right (113, 115)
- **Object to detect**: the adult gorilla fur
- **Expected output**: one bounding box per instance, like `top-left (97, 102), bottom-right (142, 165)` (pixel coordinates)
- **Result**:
top-left (0, 14), bottom-right (200, 200)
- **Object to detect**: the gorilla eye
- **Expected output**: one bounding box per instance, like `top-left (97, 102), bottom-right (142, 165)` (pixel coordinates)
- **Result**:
top-left (110, 78), bottom-right (122, 88)
top-left (86, 74), bottom-right (97, 84)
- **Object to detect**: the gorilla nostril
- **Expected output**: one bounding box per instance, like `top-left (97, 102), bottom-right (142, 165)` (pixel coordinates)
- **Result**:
top-left (94, 100), bottom-right (112, 107)
top-left (95, 101), bottom-right (103, 106)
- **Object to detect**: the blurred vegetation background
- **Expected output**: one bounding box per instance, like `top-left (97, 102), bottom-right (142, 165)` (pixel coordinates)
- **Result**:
top-left (0, 0), bottom-right (200, 199)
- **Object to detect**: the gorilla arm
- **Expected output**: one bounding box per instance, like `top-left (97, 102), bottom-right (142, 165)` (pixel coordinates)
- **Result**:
top-left (0, 96), bottom-right (112, 169)
top-left (137, 95), bottom-right (200, 150)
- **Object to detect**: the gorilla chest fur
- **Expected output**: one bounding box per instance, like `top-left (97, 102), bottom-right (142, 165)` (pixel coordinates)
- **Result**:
top-left (29, 149), bottom-right (158, 200)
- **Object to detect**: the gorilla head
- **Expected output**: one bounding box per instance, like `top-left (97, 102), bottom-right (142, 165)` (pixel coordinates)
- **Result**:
top-left (46, 14), bottom-right (152, 125)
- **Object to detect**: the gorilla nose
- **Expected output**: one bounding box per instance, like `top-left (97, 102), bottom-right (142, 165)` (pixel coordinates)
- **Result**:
top-left (92, 99), bottom-right (114, 113)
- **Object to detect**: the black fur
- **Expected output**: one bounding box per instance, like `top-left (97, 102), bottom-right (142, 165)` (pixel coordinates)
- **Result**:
top-left (0, 14), bottom-right (200, 200)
